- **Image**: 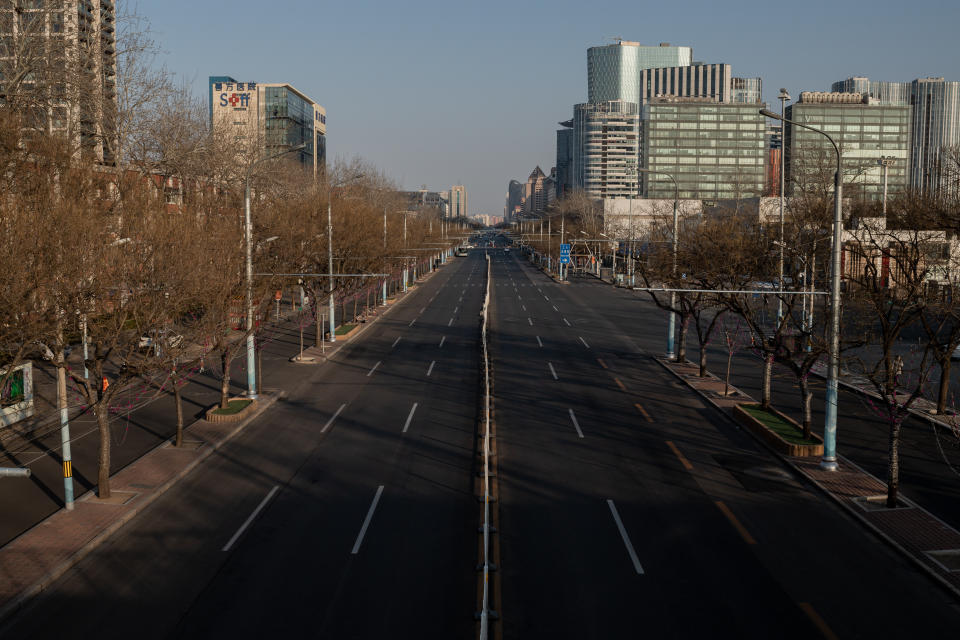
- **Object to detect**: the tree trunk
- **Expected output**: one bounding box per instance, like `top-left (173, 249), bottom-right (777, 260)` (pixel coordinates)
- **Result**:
top-left (937, 357), bottom-right (951, 414)
top-left (800, 375), bottom-right (813, 440)
top-left (676, 317), bottom-right (689, 363)
top-left (220, 349), bottom-right (232, 409)
top-left (95, 403), bottom-right (112, 499)
top-left (699, 340), bottom-right (708, 377)
top-left (173, 369), bottom-right (184, 448)
top-left (886, 417), bottom-right (903, 508)
top-left (761, 355), bottom-right (773, 409)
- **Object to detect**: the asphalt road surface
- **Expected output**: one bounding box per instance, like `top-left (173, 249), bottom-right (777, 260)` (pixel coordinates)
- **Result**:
top-left (4, 243), bottom-right (960, 639)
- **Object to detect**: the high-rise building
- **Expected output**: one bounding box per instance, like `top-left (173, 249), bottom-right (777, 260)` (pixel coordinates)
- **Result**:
top-left (573, 100), bottom-right (641, 199)
top-left (784, 92), bottom-right (910, 200)
top-left (639, 63), bottom-right (732, 104)
top-left (0, 0), bottom-right (118, 164)
top-left (732, 77), bottom-right (763, 104)
top-left (910, 77), bottom-right (960, 195)
top-left (587, 40), bottom-right (693, 105)
top-left (831, 77), bottom-right (911, 105)
top-left (642, 98), bottom-right (767, 200)
top-left (505, 180), bottom-right (523, 221)
top-left (556, 120), bottom-right (574, 199)
top-left (400, 186), bottom-right (449, 216)
top-left (522, 166), bottom-right (555, 215)
top-left (210, 77), bottom-right (326, 175)
top-left (449, 185), bottom-right (468, 218)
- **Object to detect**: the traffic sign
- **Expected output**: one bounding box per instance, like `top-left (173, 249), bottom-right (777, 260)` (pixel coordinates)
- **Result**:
top-left (560, 243), bottom-right (571, 264)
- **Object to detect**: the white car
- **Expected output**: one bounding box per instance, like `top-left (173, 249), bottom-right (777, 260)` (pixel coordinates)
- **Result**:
top-left (139, 329), bottom-right (183, 351)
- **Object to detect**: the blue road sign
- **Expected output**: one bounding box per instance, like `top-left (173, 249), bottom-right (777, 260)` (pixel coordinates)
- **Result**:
top-left (560, 243), bottom-right (571, 264)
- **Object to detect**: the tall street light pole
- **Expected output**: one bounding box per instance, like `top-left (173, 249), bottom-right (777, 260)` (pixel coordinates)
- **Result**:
top-left (777, 89), bottom-right (791, 322)
top-left (327, 172), bottom-right (366, 343)
top-left (244, 143), bottom-right (306, 398)
top-left (761, 108), bottom-right (842, 472)
top-left (879, 156), bottom-right (895, 216)
top-left (636, 167), bottom-right (680, 360)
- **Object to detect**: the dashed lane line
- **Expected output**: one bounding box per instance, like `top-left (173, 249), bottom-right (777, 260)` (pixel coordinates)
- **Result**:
top-left (607, 499), bottom-right (644, 575)
top-left (351, 485), bottom-right (385, 555)
top-left (665, 441), bottom-right (692, 470)
top-left (402, 402), bottom-right (419, 433)
top-left (568, 408), bottom-right (585, 438)
top-left (634, 403), bottom-right (654, 423)
top-left (579, 336), bottom-right (590, 348)
top-left (366, 361), bottom-right (382, 377)
top-left (715, 501), bottom-right (757, 545)
top-left (321, 403), bottom-right (348, 434)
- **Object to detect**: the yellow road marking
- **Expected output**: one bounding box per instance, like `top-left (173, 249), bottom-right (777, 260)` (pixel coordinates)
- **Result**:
top-left (715, 501), bottom-right (756, 545)
top-left (634, 403), bottom-right (653, 422)
top-left (596, 358), bottom-right (608, 369)
top-left (665, 441), bottom-right (692, 470)
top-left (614, 377), bottom-right (627, 392)
top-left (798, 602), bottom-right (839, 640)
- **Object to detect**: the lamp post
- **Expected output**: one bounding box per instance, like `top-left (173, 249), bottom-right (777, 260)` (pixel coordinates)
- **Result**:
top-left (244, 143), bottom-right (306, 398)
top-left (761, 107), bottom-right (842, 472)
top-left (879, 156), bottom-right (896, 215)
top-left (636, 167), bottom-right (680, 360)
top-left (327, 172), bottom-right (366, 343)
top-left (777, 89), bottom-right (791, 322)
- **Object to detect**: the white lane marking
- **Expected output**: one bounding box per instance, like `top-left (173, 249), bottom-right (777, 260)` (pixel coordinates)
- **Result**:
top-left (409, 319), bottom-right (416, 327)
top-left (427, 360), bottom-right (436, 377)
top-left (366, 361), bottom-right (381, 377)
top-left (351, 485), bottom-right (385, 555)
top-left (439, 336), bottom-right (446, 348)
top-left (548, 362), bottom-right (558, 380)
top-left (222, 486), bottom-right (280, 552)
top-left (607, 499), bottom-right (644, 574)
top-left (536, 336), bottom-right (543, 347)
top-left (563, 318), bottom-right (571, 327)
top-left (544, 296), bottom-right (550, 301)
top-left (579, 336), bottom-right (590, 349)
top-left (528, 318), bottom-right (533, 326)
top-left (392, 336), bottom-right (402, 348)
top-left (552, 305), bottom-right (558, 312)
top-left (568, 408), bottom-right (585, 438)
top-left (522, 305), bottom-right (526, 311)
top-left (321, 403), bottom-right (348, 433)
top-left (402, 402), bottom-right (419, 433)
top-left (454, 306), bottom-right (459, 314)
top-left (448, 317), bottom-right (454, 327)
top-left (421, 307), bottom-right (426, 314)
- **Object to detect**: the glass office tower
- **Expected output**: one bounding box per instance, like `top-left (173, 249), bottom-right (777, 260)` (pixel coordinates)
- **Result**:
top-left (642, 98), bottom-right (767, 200)
top-left (785, 95), bottom-right (911, 200)
top-left (588, 40), bottom-right (693, 105)
top-left (910, 78), bottom-right (960, 195)
top-left (263, 85), bottom-right (325, 168)
top-left (573, 100), bottom-right (641, 199)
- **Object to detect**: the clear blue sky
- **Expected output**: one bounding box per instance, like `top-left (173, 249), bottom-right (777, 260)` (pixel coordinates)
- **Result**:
top-left (146, 0), bottom-right (959, 217)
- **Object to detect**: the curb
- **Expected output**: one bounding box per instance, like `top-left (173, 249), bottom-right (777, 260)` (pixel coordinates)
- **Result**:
top-left (0, 391), bottom-right (282, 625)
top-left (655, 357), bottom-right (960, 604)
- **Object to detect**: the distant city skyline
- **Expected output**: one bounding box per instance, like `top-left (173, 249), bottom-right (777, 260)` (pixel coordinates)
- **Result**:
top-left (148, 0), bottom-right (960, 216)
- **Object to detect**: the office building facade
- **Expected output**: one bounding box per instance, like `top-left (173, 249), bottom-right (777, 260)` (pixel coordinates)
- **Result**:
top-left (0, 0), bottom-right (118, 164)
top-left (522, 166), bottom-right (555, 215)
top-left (639, 63), bottom-right (733, 104)
top-left (556, 120), bottom-right (574, 199)
top-left (910, 77), bottom-right (960, 195)
top-left (210, 77), bottom-right (326, 175)
top-left (588, 40), bottom-right (693, 105)
top-left (449, 185), bottom-right (468, 218)
top-left (831, 77), bottom-right (911, 106)
top-left (505, 179), bottom-right (523, 221)
top-left (784, 92), bottom-right (910, 200)
top-left (732, 77), bottom-right (763, 104)
top-left (573, 100), bottom-right (641, 199)
top-left (642, 98), bottom-right (767, 200)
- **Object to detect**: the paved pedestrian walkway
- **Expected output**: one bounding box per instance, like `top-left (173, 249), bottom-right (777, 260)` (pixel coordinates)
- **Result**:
top-left (660, 357), bottom-right (960, 599)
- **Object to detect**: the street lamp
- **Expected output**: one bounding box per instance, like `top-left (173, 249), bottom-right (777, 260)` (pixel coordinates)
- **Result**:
top-left (761, 107), bottom-right (842, 472)
top-left (244, 142), bottom-right (306, 399)
top-left (327, 172), bottom-right (366, 342)
top-left (777, 89), bottom-right (791, 322)
top-left (636, 167), bottom-right (680, 360)
top-left (878, 157), bottom-right (896, 215)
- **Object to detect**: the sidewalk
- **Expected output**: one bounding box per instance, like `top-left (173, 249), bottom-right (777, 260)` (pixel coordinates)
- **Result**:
top-left (659, 357), bottom-right (960, 600)
top-left (0, 391), bottom-right (281, 624)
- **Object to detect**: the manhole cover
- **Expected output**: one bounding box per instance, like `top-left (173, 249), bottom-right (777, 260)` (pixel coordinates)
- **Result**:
top-left (927, 549), bottom-right (960, 572)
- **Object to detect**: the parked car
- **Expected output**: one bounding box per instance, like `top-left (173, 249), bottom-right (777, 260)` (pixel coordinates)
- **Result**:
top-left (138, 329), bottom-right (184, 352)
